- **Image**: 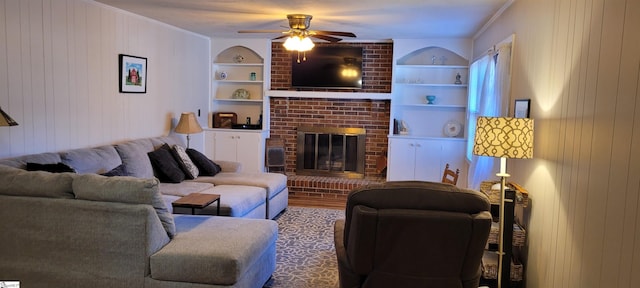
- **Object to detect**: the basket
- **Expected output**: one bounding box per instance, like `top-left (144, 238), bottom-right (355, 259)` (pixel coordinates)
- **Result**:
top-left (481, 252), bottom-right (524, 281)
top-left (480, 181), bottom-right (529, 207)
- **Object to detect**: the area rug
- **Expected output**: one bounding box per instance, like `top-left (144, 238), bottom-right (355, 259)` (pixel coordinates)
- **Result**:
top-left (270, 206), bottom-right (345, 288)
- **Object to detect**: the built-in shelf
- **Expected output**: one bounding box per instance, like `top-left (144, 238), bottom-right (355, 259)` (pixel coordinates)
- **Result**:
top-left (211, 45), bottom-right (265, 131)
top-left (395, 83), bottom-right (468, 87)
top-left (214, 63), bottom-right (263, 66)
top-left (397, 64), bottom-right (468, 69)
top-left (216, 80), bottom-right (264, 84)
top-left (394, 104), bottom-right (466, 109)
top-left (387, 44), bottom-right (470, 184)
top-left (214, 98), bottom-right (263, 103)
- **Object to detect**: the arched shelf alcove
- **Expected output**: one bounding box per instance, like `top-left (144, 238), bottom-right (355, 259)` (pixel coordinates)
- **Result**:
top-left (214, 45), bottom-right (264, 64)
top-left (397, 46), bottom-right (467, 66)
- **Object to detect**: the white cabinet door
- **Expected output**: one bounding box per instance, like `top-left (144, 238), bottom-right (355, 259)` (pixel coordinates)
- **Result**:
top-left (413, 139), bottom-right (442, 182)
top-left (387, 138), bottom-right (417, 181)
top-left (206, 130), bottom-right (265, 173)
top-left (213, 131), bottom-right (239, 162)
top-left (204, 131), bottom-right (217, 160)
top-left (388, 137), bottom-right (464, 182)
top-left (234, 132), bottom-right (263, 173)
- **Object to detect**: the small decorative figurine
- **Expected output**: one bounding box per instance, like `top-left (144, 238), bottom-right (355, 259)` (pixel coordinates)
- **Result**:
top-left (455, 72), bottom-right (462, 84)
top-left (399, 120), bottom-right (409, 135)
top-left (431, 55), bottom-right (437, 65)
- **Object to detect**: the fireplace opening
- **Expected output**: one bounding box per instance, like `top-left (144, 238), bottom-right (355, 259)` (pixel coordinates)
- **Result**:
top-left (296, 126), bottom-right (366, 178)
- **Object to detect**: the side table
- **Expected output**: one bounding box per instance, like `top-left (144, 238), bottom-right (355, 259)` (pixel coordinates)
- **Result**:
top-left (172, 193), bottom-right (220, 215)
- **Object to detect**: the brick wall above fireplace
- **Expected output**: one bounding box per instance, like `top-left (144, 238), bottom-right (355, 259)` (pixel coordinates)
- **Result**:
top-left (269, 42), bottom-right (393, 203)
top-left (270, 42), bottom-right (393, 92)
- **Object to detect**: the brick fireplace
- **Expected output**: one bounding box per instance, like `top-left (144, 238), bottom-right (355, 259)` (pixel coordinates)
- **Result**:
top-left (269, 42), bottom-right (393, 203)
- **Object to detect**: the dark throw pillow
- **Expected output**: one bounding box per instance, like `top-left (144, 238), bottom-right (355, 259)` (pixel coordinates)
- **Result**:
top-left (100, 164), bottom-right (127, 177)
top-left (26, 162), bottom-right (76, 173)
top-left (186, 148), bottom-right (221, 176)
top-left (147, 145), bottom-right (185, 183)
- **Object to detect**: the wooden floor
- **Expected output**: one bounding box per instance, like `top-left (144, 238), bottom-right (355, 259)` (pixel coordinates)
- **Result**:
top-left (288, 195), bottom-right (346, 210)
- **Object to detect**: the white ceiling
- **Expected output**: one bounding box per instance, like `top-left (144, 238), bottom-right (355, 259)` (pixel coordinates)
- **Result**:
top-left (94, 0), bottom-right (510, 41)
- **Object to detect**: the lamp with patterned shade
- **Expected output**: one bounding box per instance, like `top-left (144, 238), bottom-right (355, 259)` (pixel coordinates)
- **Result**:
top-left (0, 107), bottom-right (18, 126)
top-left (174, 112), bottom-right (202, 148)
top-left (473, 116), bottom-right (534, 288)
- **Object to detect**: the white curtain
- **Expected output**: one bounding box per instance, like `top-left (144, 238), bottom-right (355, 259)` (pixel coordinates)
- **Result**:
top-left (466, 44), bottom-right (512, 189)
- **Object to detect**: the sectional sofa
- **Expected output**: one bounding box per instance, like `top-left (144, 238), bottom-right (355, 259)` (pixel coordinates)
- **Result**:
top-left (0, 135), bottom-right (289, 219)
top-left (0, 135), bottom-right (289, 287)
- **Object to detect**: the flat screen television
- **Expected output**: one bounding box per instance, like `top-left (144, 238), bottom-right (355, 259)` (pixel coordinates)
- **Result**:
top-left (291, 46), bottom-right (363, 89)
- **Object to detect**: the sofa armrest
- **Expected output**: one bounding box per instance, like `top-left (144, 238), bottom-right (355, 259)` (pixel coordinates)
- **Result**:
top-left (214, 160), bottom-right (242, 173)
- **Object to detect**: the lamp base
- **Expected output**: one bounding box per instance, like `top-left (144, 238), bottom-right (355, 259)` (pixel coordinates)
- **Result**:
top-left (496, 157), bottom-right (511, 288)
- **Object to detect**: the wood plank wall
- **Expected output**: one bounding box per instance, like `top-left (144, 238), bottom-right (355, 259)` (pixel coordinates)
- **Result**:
top-left (474, 0), bottom-right (640, 287)
top-left (0, 0), bottom-right (211, 158)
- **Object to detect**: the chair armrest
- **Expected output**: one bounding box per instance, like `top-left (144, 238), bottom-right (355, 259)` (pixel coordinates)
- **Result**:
top-left (334, 219), bottom-right (362, 288)
top-left (346, 205), bottom-right (378, 274)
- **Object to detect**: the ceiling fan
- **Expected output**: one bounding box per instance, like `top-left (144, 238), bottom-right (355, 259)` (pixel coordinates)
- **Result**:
top-left (238, 14), bottom-right (357, 44)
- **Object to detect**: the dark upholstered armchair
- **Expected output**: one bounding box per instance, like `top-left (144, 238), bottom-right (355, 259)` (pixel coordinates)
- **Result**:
top-left (333, 181), bottom-right (492, 288)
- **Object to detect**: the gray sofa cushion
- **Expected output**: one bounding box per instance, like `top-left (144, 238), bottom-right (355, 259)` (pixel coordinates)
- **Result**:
top-left (210, 185), bottom-right (266, 217)
top-left (114, 139), bottom-right (155, 178)
top-left (0, 152), bottom-right (62, 169)
top-left (150, 216), bottom-right (278, 285)
top-left (60, 145), bottom-right (122, 174)
top-left (72, 174), bottom-right (176, 238)
top-left (195, 172), bottom-right (287, 199)
top-left (0, 165), bottom-right (75, 198)
top-left (159, 182), bottom-right (215, 197)
top-left (149, 135), bottom-right (184, 149)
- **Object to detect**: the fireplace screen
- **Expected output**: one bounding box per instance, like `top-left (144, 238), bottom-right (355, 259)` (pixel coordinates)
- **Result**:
top-left (297, 126), bottom-right (366, 178)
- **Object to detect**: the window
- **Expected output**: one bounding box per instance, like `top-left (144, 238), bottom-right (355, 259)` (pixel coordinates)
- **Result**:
top-left (465, 38), bottom-right (513, 189)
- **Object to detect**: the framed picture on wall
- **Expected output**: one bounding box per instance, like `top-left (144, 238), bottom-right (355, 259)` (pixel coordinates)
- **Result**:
top-left (514, 99), bottom-right (531, 118)
top-left (119, 54), bottom-right (147, 93)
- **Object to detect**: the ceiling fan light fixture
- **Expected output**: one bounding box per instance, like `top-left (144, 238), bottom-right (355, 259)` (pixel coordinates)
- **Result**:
top-left (283, 35), bottom-right (314, 52)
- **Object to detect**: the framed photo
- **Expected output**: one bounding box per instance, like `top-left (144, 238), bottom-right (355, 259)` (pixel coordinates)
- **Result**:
top-left (119, 54), bottom-right (147, 93)
top-left (514, 99), bottom-right (531, 118)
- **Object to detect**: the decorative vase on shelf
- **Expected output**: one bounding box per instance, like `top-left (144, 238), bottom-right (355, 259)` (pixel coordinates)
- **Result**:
top-left (426, 95), bottom-right (436, 104)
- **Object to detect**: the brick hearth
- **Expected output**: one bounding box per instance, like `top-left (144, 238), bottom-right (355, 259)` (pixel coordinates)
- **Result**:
top-left (287, 175), bottom-right (382, 202)
top-left (269, 42), bottom-right (393, 203)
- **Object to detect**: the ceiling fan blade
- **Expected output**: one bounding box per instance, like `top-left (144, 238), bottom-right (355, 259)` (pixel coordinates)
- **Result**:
top-left (313, 31), bottom-right (357, 38)
top-left (310, 34), bottom-right (342, 43)
top-left (238, 30), bottom-right (285, 34)
top-left (272, 35), bottom-right (289, 40)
